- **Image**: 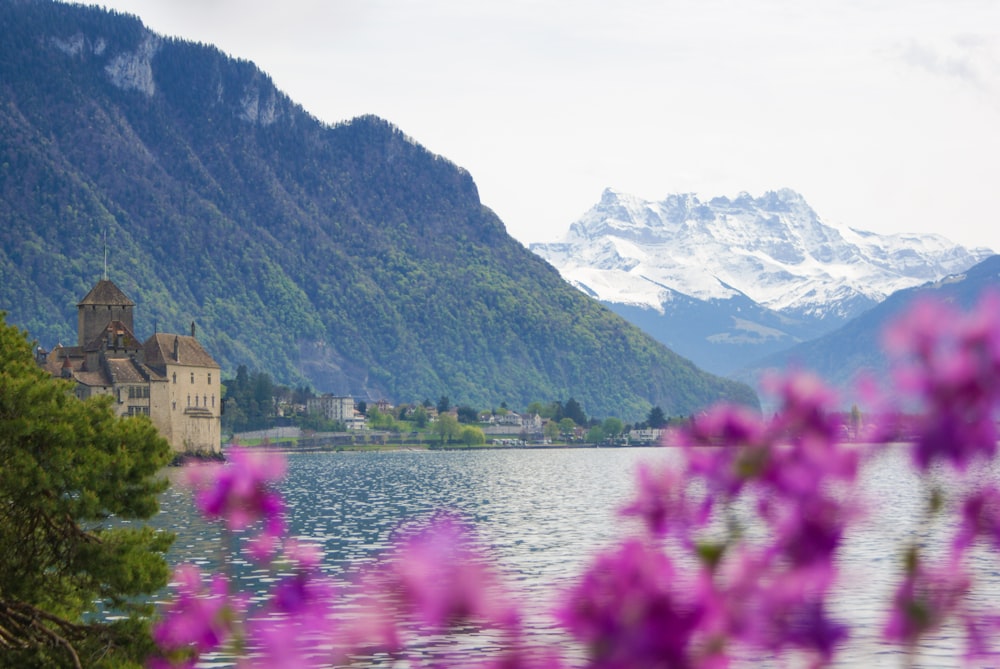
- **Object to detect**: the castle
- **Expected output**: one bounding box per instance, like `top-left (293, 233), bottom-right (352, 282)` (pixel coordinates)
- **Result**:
top-left (37, 279), bottom-right (221, 454)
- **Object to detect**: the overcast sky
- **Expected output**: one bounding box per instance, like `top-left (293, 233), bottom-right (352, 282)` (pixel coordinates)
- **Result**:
top-left (87, 0), bottom-right (1000, 251)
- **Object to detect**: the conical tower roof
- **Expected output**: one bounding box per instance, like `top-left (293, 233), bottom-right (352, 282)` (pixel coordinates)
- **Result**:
top-left (77, 279), bottom-right (134, 308)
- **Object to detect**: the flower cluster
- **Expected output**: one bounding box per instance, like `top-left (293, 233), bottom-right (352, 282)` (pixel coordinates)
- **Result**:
top-left (151, 454), bottom-right (535, 668)
top-left (151, 292), bottom-right (1000, 668)
top-left (184, 446), bottom-right (287, 560)
top-left (878, 291), bottom-right (1000, 470)
top-left (150, 564), bottom-right (239, 668)
top-left (588, 369), bottom-right (856, 668)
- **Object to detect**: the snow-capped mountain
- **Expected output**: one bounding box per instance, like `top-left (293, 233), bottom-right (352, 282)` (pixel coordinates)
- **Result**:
top-left (530, 188), bottom-right (994, 375)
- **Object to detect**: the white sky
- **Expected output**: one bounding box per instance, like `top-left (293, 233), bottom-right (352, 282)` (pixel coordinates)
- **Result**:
top-left (86, 0), bottom-right (1000, 251)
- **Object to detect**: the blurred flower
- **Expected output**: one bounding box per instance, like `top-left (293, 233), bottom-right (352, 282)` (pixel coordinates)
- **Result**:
top-left (151, 564), bottom-right (238, 666)
top-left (185, 445), bottom-right (287, 532)
top-left (241, 570), bottom-right (339, 669)
top-left (384, 515), bottom-right (519, 632)
top-left (955, 484), bottom-right (1000, 551)
top-left (559, 539), bottom-right (704, 669)
top-left (884, 552), bottom-right (970, 646)
top-left (621, 461), bottom-right (707, 539)
top-left (877, 292), bottom-right (1000, 471)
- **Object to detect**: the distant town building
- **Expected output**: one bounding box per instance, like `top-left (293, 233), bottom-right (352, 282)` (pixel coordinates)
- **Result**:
top-left (307, 394), bottom-right (355, 424)
top-left (628, 428), bottom-right (664, 445)
top-left (37, 279), bottom-right (221, 454)
top-left (482, 411), bottom-right (544, 436)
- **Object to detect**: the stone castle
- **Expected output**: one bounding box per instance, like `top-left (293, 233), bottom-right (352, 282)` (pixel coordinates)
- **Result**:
top-left (37, 279), bottom-right (221, 454)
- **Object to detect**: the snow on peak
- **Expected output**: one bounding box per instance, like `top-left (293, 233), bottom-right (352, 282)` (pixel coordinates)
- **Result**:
top-left (531, 188), bottom-right (993, 319)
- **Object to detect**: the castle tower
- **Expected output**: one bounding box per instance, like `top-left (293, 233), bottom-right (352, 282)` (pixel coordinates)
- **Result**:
top-left (77, 279), bottom-right (135, 347)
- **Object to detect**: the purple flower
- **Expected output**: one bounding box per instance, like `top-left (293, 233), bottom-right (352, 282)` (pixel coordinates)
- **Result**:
top-left (385, 516), bottom-right (519, 632)
top-left (558, 539), bottom-right (703, 669)
top-left (151, 564), bottom-right (238, 666)
top-left (621, 461), bottom-right (708, 539)
top-left (241, 570), bottom-right (340, 669)
top-left (884, 554), bottom-right (970, 647)
top-left (185, 445), bottom-right (287, 532)
top-left (876, 292), bottom-right (1000, 471)
top-left (704, 546), bottom-right (847, 664)
top-left (955, 485), bottom-right (1000, 552)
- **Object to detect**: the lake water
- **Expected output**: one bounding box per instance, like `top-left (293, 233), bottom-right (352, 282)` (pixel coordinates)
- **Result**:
top-left (155, 446), bottom-right (1000, 668)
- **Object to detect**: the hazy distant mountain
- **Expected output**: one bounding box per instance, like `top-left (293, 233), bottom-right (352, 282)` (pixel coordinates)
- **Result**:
top-left (531, 188), bottom-right (992, 374)
top-left (0, 0), bottom-right (758, 420)
top-left (732, 253), bottom-right (1000, 410)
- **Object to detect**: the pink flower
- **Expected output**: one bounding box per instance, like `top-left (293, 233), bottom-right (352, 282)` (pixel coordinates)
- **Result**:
top-left (151, 565), bottom-right (238, 665)
top-left (621, 461), bottom-right (708, 539)
top-left (325, 586), bottom-right (401, 659)
top-left (728, 554), bottom-right (846, 661)
top-left (955, 485), bottom-right (1000, 552)
top-left (876, 292), bottom-right (1000, 471)
top-left (241, 571), bottom-right (339, 669)
top-left (383, 515), bottom-right (519, 632)
top-left (185, 446), bottom-right (287, 532)
top-left (558, 539), bottom-right (703, 669)
top-left (884, 553), bottom-right (970, 647)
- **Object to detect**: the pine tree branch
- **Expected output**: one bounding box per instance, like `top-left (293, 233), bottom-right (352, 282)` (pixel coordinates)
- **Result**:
top-left (0, 599), bottom-right (86, 668)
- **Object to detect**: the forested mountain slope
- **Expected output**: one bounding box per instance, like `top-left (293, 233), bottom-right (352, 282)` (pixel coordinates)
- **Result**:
top-left (0, 0), bottom-right (757, 419)
top-left (734, 254), bottom-right (1000, 410)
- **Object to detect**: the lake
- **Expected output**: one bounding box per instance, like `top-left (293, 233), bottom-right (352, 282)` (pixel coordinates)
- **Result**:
top-left (155, 446), bottom-right (1000, 668)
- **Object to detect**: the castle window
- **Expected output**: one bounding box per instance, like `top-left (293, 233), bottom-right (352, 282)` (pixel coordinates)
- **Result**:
top-left (172, 401), bottom-right (176, 411)
top-left (212, 395), bottom-right (215, 408)
top-left (208, 372), bottom-right (212, 385)
top-left (187, 395), bottom-right (190, 407)
top-left (172, 372), bottom-right (176, 384)
top-left (127, 385), bottom-right (149, 399)
top-left (195, 395), bottom-right (199, 407)
top-left (191, 372), bottom-right (195, 384)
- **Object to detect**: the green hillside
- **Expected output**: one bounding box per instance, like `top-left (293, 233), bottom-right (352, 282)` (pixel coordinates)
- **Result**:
top-left (0, 0), bottom-right (758, 420)
top-left (734, 254), bottom-right (1000, 411)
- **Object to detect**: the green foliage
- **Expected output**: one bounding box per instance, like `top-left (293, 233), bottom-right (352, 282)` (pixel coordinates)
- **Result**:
top-left (563, 398), bottom-right (588, 425)
top-left (646, 405), bottom-right (667, 428)
top-left (456, 405), bottom-right (479, 424)
top-left (221, 366), bottom-right (276, 433)
top-left (602, 417), bottom-right (624, 438)
top-left (366, 406), bottom-right (400, 431)
top-left (0, 1), bottom-right (759, 422)
top-left (410, 406), bottom-right (429, 428)
top-left (431, 413), bottom-right (461, 446)
top-left (585, 426), bottom-right (606, 444)
top-left (296, 412), bottom-right (344, 433)
top-left (0, 314), bottom-right (173, 668)
top-left (460, 425), bottom-right (486, 446)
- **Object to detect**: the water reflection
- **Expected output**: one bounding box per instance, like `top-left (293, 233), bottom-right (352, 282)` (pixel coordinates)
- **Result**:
top-left (153, 446), bottom-right (1000, 668)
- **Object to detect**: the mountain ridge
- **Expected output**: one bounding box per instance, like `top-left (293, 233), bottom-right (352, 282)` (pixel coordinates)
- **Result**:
top-left (731, 253), bottom-right (1000, 411)
top-left (0, 0), bottom-right (758, 420)
top-left (531, 187), bottom-right (992, 374)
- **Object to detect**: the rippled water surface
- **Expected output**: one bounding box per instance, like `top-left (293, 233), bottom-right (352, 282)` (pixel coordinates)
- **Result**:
top-left (155, 446), bottom-right (1000, 668)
